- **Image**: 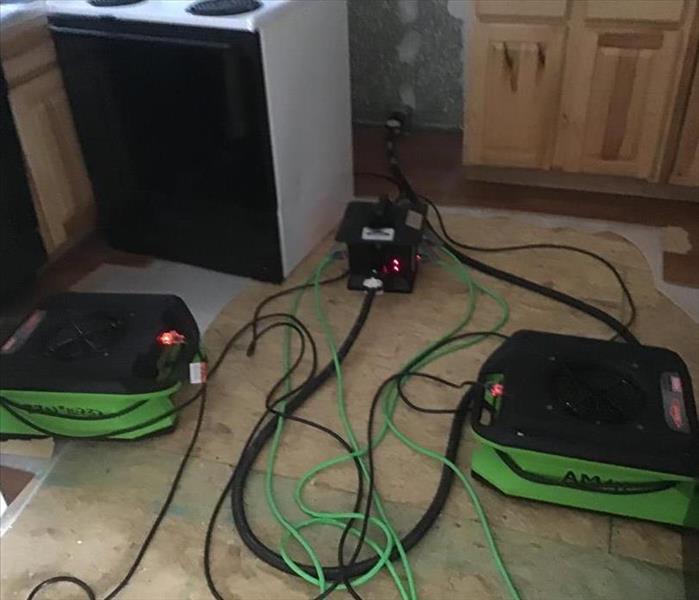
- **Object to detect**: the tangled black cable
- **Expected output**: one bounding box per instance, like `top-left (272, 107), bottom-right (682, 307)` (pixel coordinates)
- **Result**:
top-left (222, 285), bottom-right (511, 600)
top-left (357, 169), bottom-right (637, 343)
top-left (367, 123), bottom-right (640, 345)
top-left (204, 313), bottom-right (367, 600)
top-left (223, 290), bottom-right (378, 592)
top-left (329, 331), bottom-right (510, 596)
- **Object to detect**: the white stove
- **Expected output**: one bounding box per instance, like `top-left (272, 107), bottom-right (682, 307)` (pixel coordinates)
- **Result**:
top-left (46, 0), bottom-right (293, 32)
top-left (47, 0), bottom-right (353, 282)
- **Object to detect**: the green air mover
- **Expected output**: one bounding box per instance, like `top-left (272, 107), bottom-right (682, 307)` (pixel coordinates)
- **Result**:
top-left (0, 292), bottom-right (199, 440)
top-left (469, 330), bottom-right (699, 528)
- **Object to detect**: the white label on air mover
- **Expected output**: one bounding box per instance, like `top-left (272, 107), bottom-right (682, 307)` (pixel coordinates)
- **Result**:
top-left (189, 362), bottom-right (208, 384)
top-left (362, 227), bottom-right (395, 241)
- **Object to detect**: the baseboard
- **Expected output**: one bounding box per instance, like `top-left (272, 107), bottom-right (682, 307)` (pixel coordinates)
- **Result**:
top-left (464, 165), bottom-right (699, 203)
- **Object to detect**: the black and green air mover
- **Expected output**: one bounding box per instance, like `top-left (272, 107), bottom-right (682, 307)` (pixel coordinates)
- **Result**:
top-left (0, 292), bottom-right (199, 440)
top-left (469, 330), bottom-right (699, 528)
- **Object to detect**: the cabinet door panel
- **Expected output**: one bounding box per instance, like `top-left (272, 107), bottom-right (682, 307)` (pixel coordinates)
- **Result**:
top-left (9, 68), bottom-right (94, 252)
top-left (476, 0), bottom-right (568, 20)
top-left (670, 62), bottom-right (699, 186)
top-left (466, 24), bottom-right (565, 168)
top-left (557, 27), bottom-right (680, 178)
top-left (586, 0), bottom-right (685, 23)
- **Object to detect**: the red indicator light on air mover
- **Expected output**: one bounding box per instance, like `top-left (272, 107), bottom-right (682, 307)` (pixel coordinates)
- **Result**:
top-left (669, 400), bottom-right (684, 429)
top-left (490, 383), bottom-right (505, 397)
top-left (157, 330), bottom-right (186, 346)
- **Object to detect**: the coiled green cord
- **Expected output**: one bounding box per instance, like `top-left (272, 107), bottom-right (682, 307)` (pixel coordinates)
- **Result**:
top-left (263, 247), bottom-right (520, 599)
top-left (266, 257), bottom-right (409, 597)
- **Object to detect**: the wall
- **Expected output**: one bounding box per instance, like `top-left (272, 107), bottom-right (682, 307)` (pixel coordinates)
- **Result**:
top-left (348, 0), bottom-right (468, 131)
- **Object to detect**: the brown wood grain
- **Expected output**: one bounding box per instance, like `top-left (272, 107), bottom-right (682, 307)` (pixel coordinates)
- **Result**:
top-left (671, 58), bottom-right (699, 184)
top-left (664, 251), bottom-right (699, 289)
top-left (598, 33), bottom-right (663, 50)
top-left (601, 53), bottom-right (639, 160)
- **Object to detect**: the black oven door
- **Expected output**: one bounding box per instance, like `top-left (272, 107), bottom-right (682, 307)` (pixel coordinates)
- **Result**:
top-left (50, 18), bottom-right (283, 282)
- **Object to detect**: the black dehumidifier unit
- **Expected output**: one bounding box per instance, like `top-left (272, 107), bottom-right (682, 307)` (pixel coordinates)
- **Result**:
top-left (336, 196), bottom-right (426, 293)
top-left (0, 292), bottom-right (199, 440)
top-left (469, 330), bottom-right (699, 528)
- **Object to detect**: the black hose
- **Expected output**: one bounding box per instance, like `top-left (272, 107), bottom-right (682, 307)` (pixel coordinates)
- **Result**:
top-left (383, 127), bottom-right (639, 345)
top-left (439, 233), bottom-right (639, 344)
top-left (229, 292), bottom-right (377, 580)
top-left (229, 295), bottom-right (487, 583)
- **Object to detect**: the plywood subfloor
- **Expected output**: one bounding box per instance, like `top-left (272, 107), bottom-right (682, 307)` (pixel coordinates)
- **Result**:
top-left (1, 214), bottom-right (698, 600)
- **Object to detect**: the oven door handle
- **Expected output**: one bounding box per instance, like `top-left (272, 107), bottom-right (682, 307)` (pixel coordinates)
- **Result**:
top-left (49, 25), bottom-right (234, 50)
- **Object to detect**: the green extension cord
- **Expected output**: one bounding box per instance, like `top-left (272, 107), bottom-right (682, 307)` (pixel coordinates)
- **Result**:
top-left (262, 248), bottom-right (521, 599)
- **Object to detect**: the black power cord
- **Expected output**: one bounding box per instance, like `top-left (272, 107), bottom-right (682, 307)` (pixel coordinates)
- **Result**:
top-left (356, 171), bottom-right (637, 341)
top-left (416, 192), bottom-right (637, 338)
top-left (329, 331), bottom-right (510, 596)
top-left (208, 318), bottom-right (366, 600)
top-left (375, 123), bottom-right (640, 345)
top-left (224, 291), bottom-right (377, 588)
top-left (26, 383), bottom-right (210, 600)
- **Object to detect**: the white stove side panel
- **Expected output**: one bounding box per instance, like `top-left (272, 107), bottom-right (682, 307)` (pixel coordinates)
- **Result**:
top-left (260, 0), bottom-right (352, 277)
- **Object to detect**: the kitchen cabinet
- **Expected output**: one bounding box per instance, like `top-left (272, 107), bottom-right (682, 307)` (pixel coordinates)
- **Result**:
top-left (466, 23), bottom-right (566, 169)
top-left (464, 0), bottom-right (699, 187)
top-left (8, 68), bottom-right (94, 251)
top-left (585, 0), bottom-right (685, 23)
top-left (556, 27), bottom-right (681, 178)
top-left (670, 60), bottom-right (699, 186)
top-left (0, 11), bottom-right (94, 255)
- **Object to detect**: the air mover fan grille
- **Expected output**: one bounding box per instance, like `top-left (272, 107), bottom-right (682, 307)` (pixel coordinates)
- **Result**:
top-left (45, 312), bottom-right (126, 361)
top-left (553, 364), bottom-right (645, 425)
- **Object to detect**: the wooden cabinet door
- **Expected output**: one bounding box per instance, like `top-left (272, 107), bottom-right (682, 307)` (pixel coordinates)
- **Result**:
top-left (466, 23), bottom-right (566, 168)
top-left (555, 27), bottom-right (681, 178)
top-left (585, 0), bottom-right (686, 23)
top-left (9, 67), bottom-right (94, 253)
top-left (670, 61), bottom-right (699, 186)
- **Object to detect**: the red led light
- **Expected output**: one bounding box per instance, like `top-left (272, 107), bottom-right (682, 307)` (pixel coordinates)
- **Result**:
top-left (157, 330), bottom-right (185, 346)
top-left (669, 400), bottom-right (684, 429)
top-left (380, 257), bottom-right (403, 275)
top-left (490, 383), bottom-right (504, 397)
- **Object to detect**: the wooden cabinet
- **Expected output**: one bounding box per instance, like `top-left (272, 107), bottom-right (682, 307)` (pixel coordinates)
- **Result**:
top-left (465, 0), bottom-right (699, 187)
top-left (0, 12), bottom-right (94, 255)
top-left (9, 69), bottom-right (94, 252)
top-left (585, 0), bottom-right (686, 23)
top-left (466, 23), bottom-right (566, 168)
top-left (556, 27), bottom-right (681, 178)
top-left (670, 61), bottom-right (699, 185)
